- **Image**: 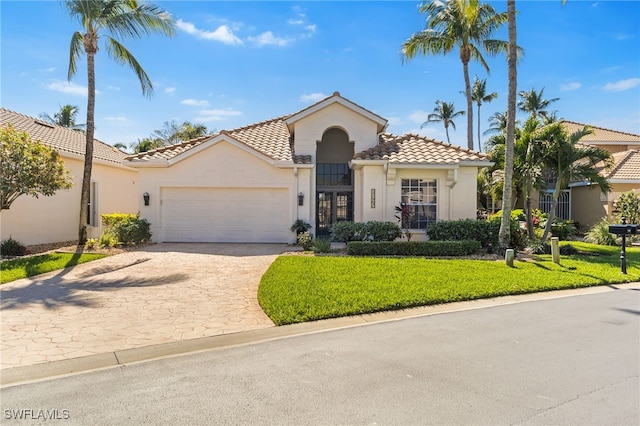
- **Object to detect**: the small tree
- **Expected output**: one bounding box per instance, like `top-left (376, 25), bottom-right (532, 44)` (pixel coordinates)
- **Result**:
top-left (0, 125), bottom-right (73, 210)
top-left (613, 191), bottom-right (640, 224)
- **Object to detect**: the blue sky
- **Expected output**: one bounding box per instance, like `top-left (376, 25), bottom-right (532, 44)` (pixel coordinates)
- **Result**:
top-left (2, 0), bottom-right (639, 152)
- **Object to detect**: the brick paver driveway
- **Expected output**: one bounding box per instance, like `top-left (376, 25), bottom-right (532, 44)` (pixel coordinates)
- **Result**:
top-left (0, 243), bottom-right (285, 369)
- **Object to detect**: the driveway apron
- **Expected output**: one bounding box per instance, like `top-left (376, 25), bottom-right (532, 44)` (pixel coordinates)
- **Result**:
top-left (0, 243), bottom-right (284, 370)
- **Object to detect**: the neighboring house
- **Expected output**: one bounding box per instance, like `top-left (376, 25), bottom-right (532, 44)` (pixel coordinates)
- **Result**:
top-left (536, 120), bottom-right (640, 228)
top-left (0, 108), bottom-right (138, 246)
top-left (126, 92), bottom-right (491, 243)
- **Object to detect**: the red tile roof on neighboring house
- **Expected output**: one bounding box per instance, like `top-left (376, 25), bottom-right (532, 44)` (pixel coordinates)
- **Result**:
top-left (560, 120), bottom-right (640, 144)
top-left (355, 133), bottom-right (490, 164)
top-left (596, 149), bottom-right (640, 181)
top-left (0, 107), bottom-right (129, 165)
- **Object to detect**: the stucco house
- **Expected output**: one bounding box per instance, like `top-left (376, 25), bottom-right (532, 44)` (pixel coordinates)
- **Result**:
top-left (0, 108), bottom-right (138, 246)
top-left (535, 120), bottom-right (640, 228)
top-left (126, 92), bottom-right (492, 243)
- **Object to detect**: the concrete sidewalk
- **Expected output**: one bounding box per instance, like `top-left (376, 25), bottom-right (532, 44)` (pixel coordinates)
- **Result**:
top-left (2, 282), bottom-right (638, 387)
top-left (1, 243), bottom-right (284, 371)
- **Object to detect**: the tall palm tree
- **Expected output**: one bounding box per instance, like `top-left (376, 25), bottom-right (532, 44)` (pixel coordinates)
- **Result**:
top-left (538, 123), bottom-right (612, 241)
top-left (39, 104), bottom-right (85, 131)
top-left (64, 0), bottom-right (174, 244)
top-left (498, 0), bottom-right (518, 252)
top-left (422, 100), bottom-right (465, 144)
top-left (402, 0), bottom-right (509, 150)
top-left (517, 87), bottom-right (560, 120)
top-left (471, 77), bottom-right (497, 151)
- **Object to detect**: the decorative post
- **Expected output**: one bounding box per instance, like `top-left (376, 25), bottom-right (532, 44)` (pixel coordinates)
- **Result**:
top-left (551, 237), bottom-right (560, 264)
top-left (505, 249), bottom-right (514, 267)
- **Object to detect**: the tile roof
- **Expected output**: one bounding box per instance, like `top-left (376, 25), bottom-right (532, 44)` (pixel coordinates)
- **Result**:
top-left (355, 133), bottom-right (490, 164)
top-left (596, 149), bottom-right (640, 181)
top-left (560, 120), bottom-right (640, 144)
top-left (125, 135), bottom-right (213, 162)
top-left (0, 107), bottom-right (129, 165)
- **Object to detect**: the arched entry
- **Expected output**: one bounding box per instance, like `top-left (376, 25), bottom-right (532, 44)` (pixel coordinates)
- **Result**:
top-left (316, 128), bottom-right (354, 237)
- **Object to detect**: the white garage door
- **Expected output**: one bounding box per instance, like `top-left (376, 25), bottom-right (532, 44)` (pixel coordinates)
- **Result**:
top-left (161, 187), bottom-right (290, 243)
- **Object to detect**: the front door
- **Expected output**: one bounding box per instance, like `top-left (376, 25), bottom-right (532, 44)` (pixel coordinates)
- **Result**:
top-left (316, 191), bottom-right (353, 237)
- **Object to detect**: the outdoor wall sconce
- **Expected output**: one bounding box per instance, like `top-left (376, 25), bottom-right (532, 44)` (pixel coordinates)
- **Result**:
top-left (143, 192), bottom-right (150, 206)
top-left (298, 192), bottom-right (304, 206)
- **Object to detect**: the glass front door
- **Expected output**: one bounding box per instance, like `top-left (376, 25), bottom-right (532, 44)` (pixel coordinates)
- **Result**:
top-left (316, 191), bottom-right (353, 237)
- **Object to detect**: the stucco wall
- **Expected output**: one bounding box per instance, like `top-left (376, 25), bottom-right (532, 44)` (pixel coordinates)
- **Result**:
top-left (571, 185), bottom-right (607, 230)
top-left (135, 140), bottom-right (298, 242)
top-left (292, 103), bottom-right (379, 160)
top-left (0, 156), bottom-right (138, 246)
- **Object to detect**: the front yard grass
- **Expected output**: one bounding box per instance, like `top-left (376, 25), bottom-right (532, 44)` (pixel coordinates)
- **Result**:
top-left (1, 252), bottom-right (107, 284)
top-left (258, 242), bottom-right (640, 325)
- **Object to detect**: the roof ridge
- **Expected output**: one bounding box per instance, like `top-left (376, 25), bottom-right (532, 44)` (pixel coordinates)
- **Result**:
top-left (228, 114), bottom-right (292, 134)
top-left (127, 134), bottom-right (212, 158)
top-left (560, 120), bottom-right (640, 138)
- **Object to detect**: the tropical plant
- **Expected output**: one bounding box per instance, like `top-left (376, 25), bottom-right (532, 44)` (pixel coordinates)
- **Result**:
top-left (312, 238), bottom-right (332, 253)
top-left (0, 124), bottom-right (73, 210)
top-left (584, 218), bottom-right (617, 246)
top-left (402, 0), bottom-right (509, 150)
top-left (0, 236), bottom-right (27, 256)
top-left (112, 142), bottom-right (128, 152)
top-left (423, 100), bottom-right (465, 144)
top-left (290, 219), bottom-right (312, 235)
top-left (471, 76), bottom-right (497, 151)
top-left (63, 0), bottom-right (174, 244)
top-left (39, 104), bottom-right (85, 131)
top-left (296, 231), bottom-right (313, 251)
top-left (613, 190), bottom-right (640, 225)
top-left (538, 123), bottom-right (613, 241)
top-left (394, 202), bottom-right (413, 241)
top-left (517, 87), bottom-right (560, 120)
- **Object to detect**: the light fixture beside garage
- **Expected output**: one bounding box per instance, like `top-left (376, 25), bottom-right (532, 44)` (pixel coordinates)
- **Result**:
top-left (298, 192), bottom-right (304, 206)
top-left (143, 192), bottom-right (150, 206)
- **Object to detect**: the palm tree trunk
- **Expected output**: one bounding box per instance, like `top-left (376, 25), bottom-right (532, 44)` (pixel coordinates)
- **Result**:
top-left (477, 104), bottom-right (481, 151)
top-left (499, 0), bottom-right (517, 252)
top-left (541, 180), bottom-right (562, 242)
top-left (78, 50), bottom-right (96, 245)
top-left (524, 183), bottom-right (535, 239)
top-left (463, 60), bottom-right (474, 150)
top-left (445, 124), bottom-right (451, 144)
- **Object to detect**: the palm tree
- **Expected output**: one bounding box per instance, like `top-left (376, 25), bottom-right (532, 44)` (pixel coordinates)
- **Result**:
top-left (471, 77), bottom-right (497, 151)
top-left (538, 123), bottom-right (612, 241)
top-left (112, 142), bottom-right (128, 152)
top-left (423, 100), bottom-right (465, 144)
top-left (402, 0), bottom-right (509, 151)
top-left (517, 87), bottom-right (560, 120)
top-left (39, 104), bottom-right (85, 131)
top-left (64, 0), bottom-right (174, 244)
top-left (498, 0), bottom-right (518, 252)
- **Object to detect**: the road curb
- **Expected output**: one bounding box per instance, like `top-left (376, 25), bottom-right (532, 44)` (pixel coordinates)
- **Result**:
top-left (2, 282), bottom-right (638, 387)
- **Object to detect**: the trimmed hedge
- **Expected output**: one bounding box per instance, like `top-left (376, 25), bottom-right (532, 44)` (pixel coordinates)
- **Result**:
top-left (331, 221), bottom-right (401, 242)
top-left (427, 218), bottom-right (527, 250)
top-left (347, 240), bottom-right (481, 257)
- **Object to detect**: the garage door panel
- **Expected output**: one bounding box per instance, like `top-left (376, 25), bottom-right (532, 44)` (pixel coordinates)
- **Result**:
top-left (161, 187), bottom-right (290, 243)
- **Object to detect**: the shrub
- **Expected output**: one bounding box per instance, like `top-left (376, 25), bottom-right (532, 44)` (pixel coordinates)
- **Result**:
top-left (613, 190), bottom-right (640, 224)
top-left (312, 238), bottom-right (332, 253)
top-left (347, 240), bottom-right (481, 256)
top-left (427, 218), bottom-right (526, 251)
top-left (109, 215), bottom-right (151, 246)
top-left (330, 221), bottom-right (366, 242)
top-left (101, 213), bottom-right (137, 230)
top-left (85, 238), bottom-right (99, 250)
top-left (550, 220), bottom-right (577, 240)
top-left (297, 231), bottom-right (313, 251)
top-left (0, 236), bottom-right (26, 256)
top-left (290, 219), bottom-right (311, 235)
top-left (488, 209), bottom-right (525, 222)
top-left (99, 232), bottom-right (120, 248)
top-left (365, 221), bottom-right (402, 242)
top-left (585, 218), bottom-right (617, 246)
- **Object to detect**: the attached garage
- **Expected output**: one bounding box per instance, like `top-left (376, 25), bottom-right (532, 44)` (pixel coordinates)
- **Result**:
top-left (161, 187), bottom-right (291, 243)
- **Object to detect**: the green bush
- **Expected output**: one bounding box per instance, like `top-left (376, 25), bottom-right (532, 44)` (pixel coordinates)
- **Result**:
top-left (330, 221), bottom-right (366, 242)
top-left (85, 238), bottom-right (99, 250)
top-left (585, 218), bottom-right (617, 246)
top-left (101, 213), bottom-right (137, 230)
top-left (297, 231), bottom-right (313, 251)
top-left (347, 240), bottom-right (481, 256)
top-left (427, 218), bottom-right (527, 251)
top-left (364, 221), bottom-right (402, 242)
top-left (99, 232), bottom-right (120, 248)
top-left (488, 209), bottom-right (525, 222)
top-left (109, 215), bottom-right (151, 246)
top-left (312, 238), bottom-right (332, 253)
top-left (0, 236), bottom-right (26, 256)
top-left (550, 220), bottom-right (577, 240)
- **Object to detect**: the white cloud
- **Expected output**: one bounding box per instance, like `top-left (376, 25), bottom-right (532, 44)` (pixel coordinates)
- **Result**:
top-left (176, 19), bottom-right (242, 45)
top-left (305, 24), bottom-right (317, 33)
top-left (104, 116), bottom-right (128, 122)
top-left (560, 82), bottom-right (581, 91)
top-left (181, 98), bottom-right (210, 107)
top-left (195, 108), bottom-right (242, 122)
top-left (299, 93), bottom-right (327, 103)
top-left (603, 78), bottom-right (640, 92)
top-left (164, 87), bottom-right (176, 94)
top-left (46, 80), bottom-right (91, 96)
top-left (408, 110), bottom-right (430, 125)
top-left (288, 19), bottom-right (304, 25)
top-left (248, 31), bottom-right (292, 47)
top-left (39, 67), bottom-right (56, 73)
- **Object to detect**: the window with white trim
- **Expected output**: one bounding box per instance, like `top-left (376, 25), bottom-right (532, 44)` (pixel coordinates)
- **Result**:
top-left (401, 179), bottom-right (437, 229)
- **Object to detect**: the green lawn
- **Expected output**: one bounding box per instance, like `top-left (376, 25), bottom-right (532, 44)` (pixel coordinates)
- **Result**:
top-left (258, 242), bottom-right (640, 325)
top-left (1, 252), bottom-right (108, 284)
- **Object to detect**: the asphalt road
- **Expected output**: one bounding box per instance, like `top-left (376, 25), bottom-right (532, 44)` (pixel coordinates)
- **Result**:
top-left (2, 288), bottom-right (639, 425)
